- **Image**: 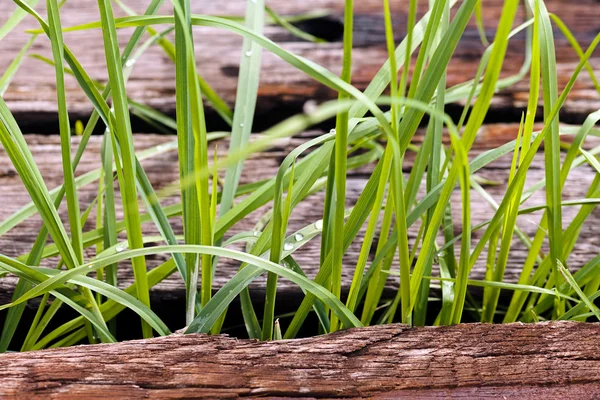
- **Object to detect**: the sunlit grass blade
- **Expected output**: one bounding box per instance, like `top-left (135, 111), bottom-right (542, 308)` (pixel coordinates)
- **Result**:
top-left (558, 261), bottom-right (600, 321)
top-left (96, 0), bottom-right (152, 337)
top-left (328, 0), bottom-right (353, 333)
top-left (533, 0), bottom-right (563, 318)
top-left (448, 132), bottom-right (471, 324)
top-left (550, 13), bottom-right (600, 94)
top-left (219, 0), bottom-right (264, 220)
top-left (214, 0), bottom-right (266, 336)
top-left (262, 164), bottom-right (295, 340)
top-left (474, 0), bottom-right (488, 46)
top-left (46, 0), bottom-right (83, 269)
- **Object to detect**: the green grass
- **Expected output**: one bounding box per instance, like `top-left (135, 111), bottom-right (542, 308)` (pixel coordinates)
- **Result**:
top-left (0, 0), bottom-right (600, 350)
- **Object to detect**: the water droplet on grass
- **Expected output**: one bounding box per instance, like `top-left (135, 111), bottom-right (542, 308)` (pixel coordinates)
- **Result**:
top-left (115, 243), bottom-right (127, 253)
top-left (125, 59), bottom-right (135, 67)
top-left (294, 233), bottom-right (304, 241)
top-left (253, 231), bottom-right (261, 237)
top-left (245, 50), bottom-right (253, 57)
top-left (283, 242), bottom-right (293, 251)
top-left (314, 220), bottom-right (323, 230)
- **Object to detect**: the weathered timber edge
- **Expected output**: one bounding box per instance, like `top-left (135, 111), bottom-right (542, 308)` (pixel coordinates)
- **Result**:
top-left (1, 321), bottom-right (599, 399)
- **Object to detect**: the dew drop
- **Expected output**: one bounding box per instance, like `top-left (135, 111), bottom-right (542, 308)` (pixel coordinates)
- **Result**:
top-left (303, 100), bottom-right (318, 114)
top-left (314, 220), bottom-right (323, 230)
top-left (115, 243), bottom-right (127, 253)
top-left (245, 50), bottom-right (253, 57)
top-left (329, 128), bottom-right (336, 134)
top-left (294, 233), bottom-right (304, 242)
top-left (240, 123), bottom-right (245, 127)
top-left (283, 242), bottom-right (293, 251)
top-left (253, 231), bottom-right (261, 237)
top-left (125, 59), bottom-right (135, 68)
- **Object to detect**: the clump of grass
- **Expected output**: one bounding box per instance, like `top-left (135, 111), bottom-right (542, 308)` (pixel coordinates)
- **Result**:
top-left (0, 0), bottom-right (599, 351)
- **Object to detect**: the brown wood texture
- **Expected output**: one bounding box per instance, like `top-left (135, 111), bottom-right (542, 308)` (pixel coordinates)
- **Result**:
top-left (1, 321), bottom-right (599, 398)
top-left (0, 124), bottom-right (598, 307)
top-left (0, 0), bottom-right (599, 122)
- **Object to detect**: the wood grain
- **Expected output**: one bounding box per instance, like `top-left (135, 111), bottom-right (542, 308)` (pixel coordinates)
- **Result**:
top-left (1, 0), bottom-right (599, 126)
top-left (1, 321), bottom-right (599, 398)
top-left (0, 124), bottom-right (598, 310)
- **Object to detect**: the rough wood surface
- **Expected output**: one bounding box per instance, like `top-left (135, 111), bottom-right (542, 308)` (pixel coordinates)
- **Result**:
top-left (0, 123), bottom-right (598, 308)
top-left (1, 0), bottom-right (599, 124)
top-left (0, 321), bottom-right (599, 398)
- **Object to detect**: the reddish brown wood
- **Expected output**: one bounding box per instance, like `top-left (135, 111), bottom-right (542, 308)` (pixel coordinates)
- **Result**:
top-left (0, 322), bottom-right (599, 398)
top-left (0, 0), bottom-right (598, 122)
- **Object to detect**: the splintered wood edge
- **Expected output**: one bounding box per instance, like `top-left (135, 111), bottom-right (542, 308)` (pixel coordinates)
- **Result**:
top-left (0, 321), bottom-right (598, 399)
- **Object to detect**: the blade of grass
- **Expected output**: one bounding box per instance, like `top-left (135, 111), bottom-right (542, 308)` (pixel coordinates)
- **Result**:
top-left (329, 0), bottom-right (353, 333)
top-left (558, 260), bottom-right (600, 321)
top-left (0, 0), bottom-right (40, 41)
top-left (533, 0), bottom-right (563, 318)
top-left (96, 0), bottom-right (152, 337)
top-left (0, 35), bottom-right (36, 95)
top-left (262, 164), bottom-right (295, 340)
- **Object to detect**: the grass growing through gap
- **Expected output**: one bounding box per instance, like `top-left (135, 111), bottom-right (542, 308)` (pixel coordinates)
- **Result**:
top-left (0, 0), bottom-right (599, 350)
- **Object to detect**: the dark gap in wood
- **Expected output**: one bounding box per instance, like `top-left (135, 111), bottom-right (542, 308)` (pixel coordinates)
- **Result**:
top-left (1, 282), bottom-right (514, 348)
top-left (292, 15), bottom-right (345, 42)
top-left (12, 103), bottom-right (566, 135)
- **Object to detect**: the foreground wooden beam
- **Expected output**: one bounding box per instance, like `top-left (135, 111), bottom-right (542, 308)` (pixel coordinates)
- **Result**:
top-left (1, 321), bottom-right (599, 398)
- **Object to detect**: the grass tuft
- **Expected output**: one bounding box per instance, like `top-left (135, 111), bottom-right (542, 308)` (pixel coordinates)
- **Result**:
top-left (0, 0), bottom-right (599, 350)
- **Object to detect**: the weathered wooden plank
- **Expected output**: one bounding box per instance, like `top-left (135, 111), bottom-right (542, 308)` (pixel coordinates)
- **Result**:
top-left (0, 322), bottom-right (598, 398)
top-left (0, 124), bottom-right (598, 310)
top-left (1, 0), bottom-right (599, 124)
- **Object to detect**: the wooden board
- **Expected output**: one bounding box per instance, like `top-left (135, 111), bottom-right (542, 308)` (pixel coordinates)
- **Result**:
top-left (1, 321), bottom-right (599, 398)
top-left (0, 123), bottom-right (598, 311)
top-left (1, 0), bottom-right (599, 125)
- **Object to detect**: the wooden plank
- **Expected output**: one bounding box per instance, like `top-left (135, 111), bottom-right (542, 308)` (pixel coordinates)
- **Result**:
top-left (0, 321), bottom-right (599, 398)
top-left (0, 0), bottom-right (599, 124)
top-left (0, 124), bottom-right (598, 309)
